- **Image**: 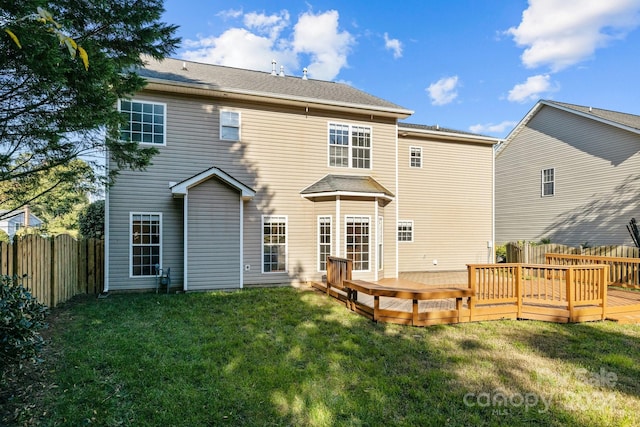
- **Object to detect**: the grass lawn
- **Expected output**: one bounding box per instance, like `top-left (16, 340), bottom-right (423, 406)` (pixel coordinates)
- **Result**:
top-left (3, 287), bottom-right (640, 426)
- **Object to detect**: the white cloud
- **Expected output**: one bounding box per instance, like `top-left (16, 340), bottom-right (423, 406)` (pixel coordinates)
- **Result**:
top-left (384, 33), bottom-right (402, 58)
top-left (469, 121), bottom-right (518, 135)
top-left (244, 10), bottom-right (290, 40)
top-left (507, 74), bottom-right (557, 103)
top-left (427, 76), bottom-right (460, 106)
top-left (217, 8), bottom-right (243, 19)
top-left (182, 9), bottom-right (353, 81)
top-left (507, 0), bottom-right (640, 71)
top-left (291, 10), bottom-right (355, 80)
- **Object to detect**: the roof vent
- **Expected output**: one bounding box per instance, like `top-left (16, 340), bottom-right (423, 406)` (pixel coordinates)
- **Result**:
top-left (279, 65), bottom-right (285, 77)
top-left (436, 124), bottom-right (440, 130)
top-left (182, 61), bottom-right (188, 71)
top-left (302, 68), bottom-right (308, 80)
top-left (589, 106), bottom-right (593, 112)
top-left (271, 59), bottom-right (277, 76)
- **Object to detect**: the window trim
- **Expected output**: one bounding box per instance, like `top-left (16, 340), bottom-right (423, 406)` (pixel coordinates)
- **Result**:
top-left (118, 99), bottom-right (167, 146)
top-left (541, 168), bottom-right (555, 197)
top-left (220, 109), bottom-right (241, 141)
top-left (398, 220), bottom-right (414, 242)
top-left (327, 122), bottom-right (373, 169)
top-left (261, 215), bottom-right (288, 274)
top-left (317, 216), bottom-right (332, 272)
top-left (410, 146), bottom-right (422, 168)
top-left (344, 215), bottom-right (371, 272)
top-left (129, 212), bottom-right (162, 278)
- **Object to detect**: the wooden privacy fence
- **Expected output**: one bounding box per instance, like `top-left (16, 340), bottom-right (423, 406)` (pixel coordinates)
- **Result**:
top-left (468, 263), bottom-right (609, 323)
top-left (506, 242), bottom-right (640, 265)
top-left (0, 234), bottom-right (104, 307)
top-left (545, 253), bottom-right (640, 290)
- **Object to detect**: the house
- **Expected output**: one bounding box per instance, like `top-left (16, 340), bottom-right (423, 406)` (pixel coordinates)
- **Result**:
top-left (105, 57), bottom-right (499, 292)
top-left (495, 100), bottom-right (640, 246)
top-left (0, 207), bottom-right (42, 239)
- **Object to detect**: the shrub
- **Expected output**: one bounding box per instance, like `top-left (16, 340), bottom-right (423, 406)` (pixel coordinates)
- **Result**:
top-left (0, 276), bottom-right (49, 368)
top-left (78, 199), bottom-right (104, 239)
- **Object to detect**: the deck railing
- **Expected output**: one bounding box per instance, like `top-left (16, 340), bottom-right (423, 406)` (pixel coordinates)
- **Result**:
top-left (326, 256), bottom-right (352, 291)
top-left (545, 253), bottom-right (640, 290)
top-left (468, 263), bottom-right (609, 321)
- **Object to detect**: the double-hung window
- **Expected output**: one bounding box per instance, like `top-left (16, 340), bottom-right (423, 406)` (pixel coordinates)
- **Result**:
top-left (220, 110), bottom-right (240, 141)
top-left (119, 100), bottom-right (166, 145)
top-left (130, 213), bottom-right (161, 277)
top-left (542, 168), bottom-right (555, 197)
top-left (398, 220), bottom-right (414, 242)
top-left (329, 123), bottom-right (372, 169)
top-left (345, 216), bottom-right (370, 271)
top-left (263, 216), bottom-right (287, 273)
top-left (410, 146), bottom-right (422, 168)
top-left (318, 216), bottom-right (332, 272)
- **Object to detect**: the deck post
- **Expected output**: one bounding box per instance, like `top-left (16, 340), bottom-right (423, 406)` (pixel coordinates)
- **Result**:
top-left (373, 295), bottom-right (379, 322)
top-left (467, 265), bottom-right (476, 321)
top-left (601, 265), bottom-right (609, 320)
top-left (412, 299), bottom-right (418, 325)
top-left (515, 264), bottom-right (523, 319)
top-left (567, 267), bottom-right (575, 322)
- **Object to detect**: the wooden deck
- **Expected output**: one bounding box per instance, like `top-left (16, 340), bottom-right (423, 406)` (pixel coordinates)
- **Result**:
top-left (311, 257), bottom-right (640, 327)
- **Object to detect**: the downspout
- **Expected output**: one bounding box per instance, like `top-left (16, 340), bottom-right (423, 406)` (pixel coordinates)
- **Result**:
top-left (183, 194), bottom-right (188, 291)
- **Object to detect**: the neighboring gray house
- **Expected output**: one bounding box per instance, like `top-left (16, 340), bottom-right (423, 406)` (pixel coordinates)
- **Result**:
top-left (495, 100), bottom-right (640, 246)
top-left (0, 207), bottom-right (42, 239)
top-left (105, 57), bottom-right (499, 292)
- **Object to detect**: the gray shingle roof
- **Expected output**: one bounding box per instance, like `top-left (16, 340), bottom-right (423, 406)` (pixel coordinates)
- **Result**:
top-left (301, 175), bottom-right (394, 197)
top-left (398, 122), bottom-right (486, 137)
top-left (545, 100), bottom-right (640, 132)
top-left (137, 57), bottom-right (411, 114)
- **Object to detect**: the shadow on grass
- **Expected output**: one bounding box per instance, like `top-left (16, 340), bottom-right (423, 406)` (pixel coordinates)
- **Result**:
top-left (18, 289), bottom-right (640, 426)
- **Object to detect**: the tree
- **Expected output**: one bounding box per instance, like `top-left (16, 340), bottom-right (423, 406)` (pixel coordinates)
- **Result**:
top-left (78, 199), bottom-right (104, 239)
top-left (0, 1), bottom-right (179, 218)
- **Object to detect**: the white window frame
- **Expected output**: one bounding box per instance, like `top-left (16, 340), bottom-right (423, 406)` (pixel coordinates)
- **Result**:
top-left (410, 146), bottom-right (422, 168)
top-left (542, 168), bottom-right (555, 197)
top-left (345, 215), bottom-right (371, 272)
top-left (262, 215), bottom-right (288, 273)
top-left (328, 122), bottom-right (372, 169)
top-left (118, 99), bottom-right (166, 146)
top-left (317, 216), bottom-right (332, 272)
top-left (220, 110), bottom-right (241, 141)
top-left (129, 212), bottom-right (162, 278)
top-left (398, 220), bottom-right (414, 242)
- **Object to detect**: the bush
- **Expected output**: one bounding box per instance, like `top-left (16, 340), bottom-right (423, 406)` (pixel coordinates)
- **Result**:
top-left (78, 199), bottom-right (104, 239)
top-left (0, 276), bottom-right (49, 368)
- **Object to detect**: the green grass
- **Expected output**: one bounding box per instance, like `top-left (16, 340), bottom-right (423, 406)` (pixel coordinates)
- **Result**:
top-left (5, 287), bottom-right (640, 426)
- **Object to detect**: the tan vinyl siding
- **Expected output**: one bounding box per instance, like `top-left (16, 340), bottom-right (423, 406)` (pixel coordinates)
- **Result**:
top-left (108, 90), bottom-right (399, 289)
top-left (496, 106), bottom-right (640, 246)
top-left (186, 177), bottom-right (241, 290)
top-left (397, 137), bottom-right (494, 271)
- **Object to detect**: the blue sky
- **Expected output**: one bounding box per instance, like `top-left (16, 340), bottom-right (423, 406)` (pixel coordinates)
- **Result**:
top-left (161, 0), bottom-right (640, 138)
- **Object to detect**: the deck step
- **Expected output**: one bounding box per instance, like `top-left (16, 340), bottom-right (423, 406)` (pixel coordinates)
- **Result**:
top-left (606, 313), bottom-right (640, 324)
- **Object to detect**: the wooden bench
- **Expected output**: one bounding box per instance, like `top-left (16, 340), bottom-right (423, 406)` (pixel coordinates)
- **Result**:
top-left (344, 279), bottom-right (474, 325)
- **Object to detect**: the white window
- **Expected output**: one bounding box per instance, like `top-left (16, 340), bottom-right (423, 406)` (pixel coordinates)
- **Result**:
top-left (262, 215), bottom-right (287, 273)
top-left (130, 213), bottom-right (162, 277)
top-left (410, 146), bottom-right (422, 168)
top-left (119, 100), bottom-right (166, 145)
top-left (398, 220), bottom-right (413, 242)
top-left (345, 216), bottom-right (370, 271)
top-left (318, 216), bottom-right (332, 272)
top-left (329, 123), bottom-right (372, 169)
top-left (220, 110), bottom-right (240, 141)
top-left (542, 168), bottom-right (555, 197)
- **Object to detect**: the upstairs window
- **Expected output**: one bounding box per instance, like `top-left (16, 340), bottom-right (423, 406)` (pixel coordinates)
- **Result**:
top-left (410, 146), bottom-right (422, 168)
top-left (119, 100), bottom-right (165, 145)
top-left (542, 168), bottom-right (555, 197)
top-left (220, 110), bottom-right (240, 141)
top-left (329, 123), bottom-right (372, 169)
